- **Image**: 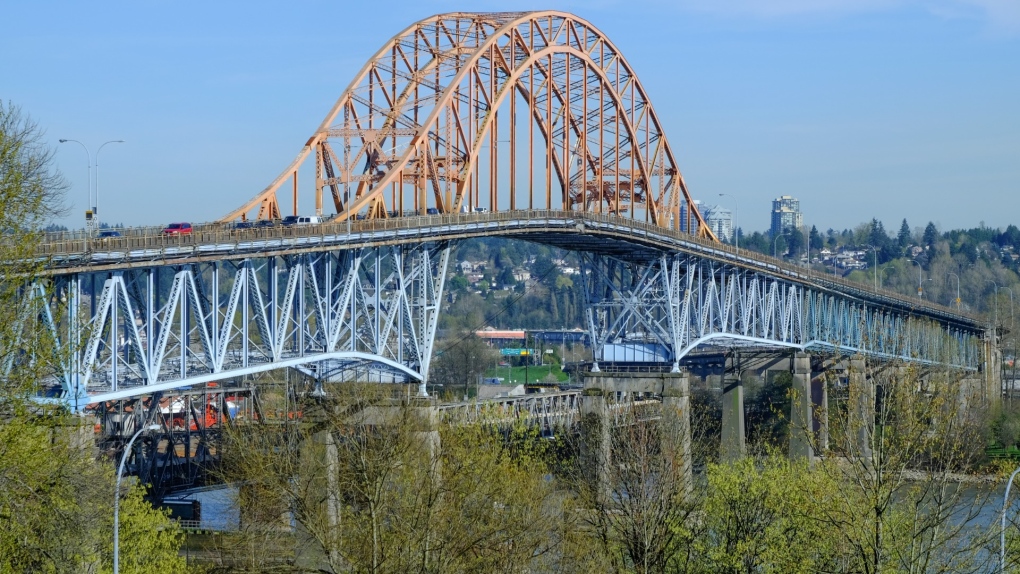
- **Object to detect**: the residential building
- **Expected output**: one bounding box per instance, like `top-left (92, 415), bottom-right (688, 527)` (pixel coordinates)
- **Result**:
top-left (701, 204), bottom-right (733, 242)
top-left (770, 195), bottom-right (803, 237)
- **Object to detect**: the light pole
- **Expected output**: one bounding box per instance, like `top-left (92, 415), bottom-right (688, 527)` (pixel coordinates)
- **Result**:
top-left (114, 423), bottom-right (160, 574)
top-left (718, 193), bottom-right (738, 250)
top-left (864, 245), bottom-right (878, 290)
top-left (910, 259), bottom-right (924, 300)
top-left (1002, 286), bottom-right (1015, 330)
top-left (1003, 464), bottom-right (1020, 572)
top-left (773, 232), bottom-right (788, 259)
top-left (880, 266), bottom-right (895, 289)
top-left (59, 139), bottom-right (92, 228)
top-left (95, 140), bottom-right (125, 225)
top-left (946, 272), bottom-right (961, 310)
top-left (987, 280), bottom-right (1000, 330)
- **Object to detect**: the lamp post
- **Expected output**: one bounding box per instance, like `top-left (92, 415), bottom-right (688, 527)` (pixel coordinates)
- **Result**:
top-left (1002, 286), bottom-right (1015, 331)
top-left (95, 140), bottom-right (125, 225)
top-left (864, 245), bottom-right (878, 290)
top-left (59, 139), bottom-right (124, 230)
top-left (773, 233), bottom-right (788, 259)
top-left (1003, 464), bottom-right (1020, 572)
top-left (910, 259), bottom-right (924, 300)
top-left (114, 423), bottom-right (161, 574)
top-left (718, 193), bottom-right (738, 250)
top-left (946, 272), bottom-right (961, 310)
top-left (880, 266), bottom-right (895, 289)
top-left (987, 280), bottom-right (1000, 330)
top-left (58, 139), bottom-right (92, 228)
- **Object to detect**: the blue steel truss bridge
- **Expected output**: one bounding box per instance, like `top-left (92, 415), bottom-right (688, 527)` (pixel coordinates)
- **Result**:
top-left (23, 11), bottom-right (986, 408)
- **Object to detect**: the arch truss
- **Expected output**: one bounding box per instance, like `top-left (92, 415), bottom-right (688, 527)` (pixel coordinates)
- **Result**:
top-left (579, 252), bottom-right (981, 370)
top-left (221, 11), bottom-right (717, 239)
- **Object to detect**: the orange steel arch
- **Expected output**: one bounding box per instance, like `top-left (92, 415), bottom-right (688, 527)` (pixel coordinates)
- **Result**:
top-left (220, 11), bottom-right (718, 241)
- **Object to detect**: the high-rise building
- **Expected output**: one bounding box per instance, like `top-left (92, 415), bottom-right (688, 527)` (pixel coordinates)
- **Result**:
top-left (701, 204), bottom-right (733, 242)
top-left (771, 195), bottom-right (802, 237)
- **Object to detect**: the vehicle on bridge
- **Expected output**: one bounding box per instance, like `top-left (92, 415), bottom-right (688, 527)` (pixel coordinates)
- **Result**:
top-left (161, 222), bottom-right (192, 235)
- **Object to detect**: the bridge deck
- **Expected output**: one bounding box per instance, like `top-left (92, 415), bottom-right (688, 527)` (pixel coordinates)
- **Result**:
top-left (37, 210), bottom-right (980, 330)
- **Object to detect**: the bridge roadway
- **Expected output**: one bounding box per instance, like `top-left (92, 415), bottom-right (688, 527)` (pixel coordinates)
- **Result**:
top-left (29, 210), bottom-right (985, 407)
top-left (37, 210), bottom-right (978, 331)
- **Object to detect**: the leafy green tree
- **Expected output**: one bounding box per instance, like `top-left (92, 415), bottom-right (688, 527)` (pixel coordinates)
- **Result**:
top-left (431, 333), bottom-right (497, 399)
top-left (699, 456), bottom-right (846, 573)
top-left (0, 102), bottom-right (184, 573)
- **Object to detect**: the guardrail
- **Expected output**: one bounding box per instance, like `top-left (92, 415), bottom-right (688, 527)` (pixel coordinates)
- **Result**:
top-left (34, 210), bottom-right (981, 326)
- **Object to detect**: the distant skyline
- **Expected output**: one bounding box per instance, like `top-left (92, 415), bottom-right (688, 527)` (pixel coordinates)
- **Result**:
top-left (3, 0), bottom-right (1017, 233)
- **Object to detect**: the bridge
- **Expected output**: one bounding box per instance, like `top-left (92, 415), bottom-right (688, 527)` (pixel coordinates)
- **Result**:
top-left (21, 11), bottom-right (987, 409)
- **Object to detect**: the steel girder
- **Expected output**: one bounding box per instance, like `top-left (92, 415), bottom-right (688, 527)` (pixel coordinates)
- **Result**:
top-left (48, 242), bottom-right (450, 405)
top-left (580, 252), bottom-right (981, 370)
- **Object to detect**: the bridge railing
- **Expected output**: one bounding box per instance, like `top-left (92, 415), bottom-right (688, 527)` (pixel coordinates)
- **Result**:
top-left (35, 210), bottom-right (978, 323)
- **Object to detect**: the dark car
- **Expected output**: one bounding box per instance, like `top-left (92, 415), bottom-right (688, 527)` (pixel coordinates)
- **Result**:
top-left (161, 222), bottom-right (193, 235)
top-left (232, 221), bottom-right (254, 230)
top-left (426, 208), bottom-right (439, 215)
top-left (255, 219), bottom-right (277, 228)
top-left (280, 215), bottom-right (300, 226)
top-left (96, 229), bottom-right (121, 240)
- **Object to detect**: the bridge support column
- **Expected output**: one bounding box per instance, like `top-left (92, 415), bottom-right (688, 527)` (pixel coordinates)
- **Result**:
top-left (849, 355), bottom-right (874, 466)
top-left (720, 356), bottom-right (745, 463)
top-left (661, 371), bottom-right (692, 495)
top-left (789, 352), bottom-right (813, 462)
top-left (580, 387), bottom-right (610, 502)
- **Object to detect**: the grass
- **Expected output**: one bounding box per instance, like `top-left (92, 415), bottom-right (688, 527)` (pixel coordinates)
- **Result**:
top-left (484, 364), bottom-right (569, 385)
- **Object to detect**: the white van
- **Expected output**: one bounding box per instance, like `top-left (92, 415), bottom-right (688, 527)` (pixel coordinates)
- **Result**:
top-left (296, 215), bottom-right (321, 225)
top-left (473, 207), bottom-right (489, 213)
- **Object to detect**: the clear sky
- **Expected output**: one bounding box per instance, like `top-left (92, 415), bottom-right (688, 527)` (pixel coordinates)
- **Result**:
top-left (3, 0), bottom-right (1017, 234)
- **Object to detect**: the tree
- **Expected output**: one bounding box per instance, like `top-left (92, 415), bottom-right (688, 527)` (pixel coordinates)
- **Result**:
top-left (809, 225), bottom-right (823, 252)
top-left (430, 333), bottom-right (497, 399)
top-left (809, 359), bottom-right (994, 573)
top-left (0, 102), bottom-right (184, 573)
top-left (898, 218), bottom-right (911, 249)
top-left (217, 388), bottom-right (564, 573)
top-left (923, 221), bottom-right (940, 249)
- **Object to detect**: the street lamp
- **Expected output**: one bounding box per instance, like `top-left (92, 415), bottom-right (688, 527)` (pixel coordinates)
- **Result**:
top-left (987, 280), bottom-right (1000, 330)
top-left (773, 232), bottom-right (788, 259)
top-left (1002, 286), bottom-right (1015, 331)
top-left (946, 272), bottom-right (961, 310)
top-left (59, 139), bottom-right (124, 229)
top-left (718, 193), bottom-right (738, 250)
top-left (864, 245), bottom-right (878, 290)
top-left (910, 259), bottom-right (924, 300)
top-left (114, 423), bottom-right (160, 574)
top-left (880, 266), bottom-right (895, 289)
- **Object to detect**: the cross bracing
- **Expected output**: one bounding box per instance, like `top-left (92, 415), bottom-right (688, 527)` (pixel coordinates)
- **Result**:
top-left (29, 211), bottom-right (985, 408)
top-left (580, 252), bottom-right (980, 372)
top-left (44, 242), bottom-right (449, 405)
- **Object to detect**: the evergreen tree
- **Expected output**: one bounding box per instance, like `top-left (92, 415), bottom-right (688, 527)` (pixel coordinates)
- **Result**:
top-left (923, 222), bottom-right (940, 248)
top-left (809, 225), bottom-right (823, 251)
top-left (897, 218), bottom-right (911, 248)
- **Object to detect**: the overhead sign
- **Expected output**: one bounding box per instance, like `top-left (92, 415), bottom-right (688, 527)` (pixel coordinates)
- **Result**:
top-left (499, 348), bottom-right (536, 356)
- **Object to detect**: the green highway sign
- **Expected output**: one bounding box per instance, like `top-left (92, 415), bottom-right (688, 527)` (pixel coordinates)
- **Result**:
top-left (499, 348), bottom-right (537, 356)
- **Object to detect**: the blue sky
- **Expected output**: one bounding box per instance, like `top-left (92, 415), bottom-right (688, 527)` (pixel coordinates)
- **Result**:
top-left (3, 0), bottom-right (1017, 234)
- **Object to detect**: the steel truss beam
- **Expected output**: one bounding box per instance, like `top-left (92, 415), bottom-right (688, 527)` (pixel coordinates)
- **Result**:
top-left (580, 252), bottom-right (981, 370)
top-left (47, 242), bottom-right (450, 405)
